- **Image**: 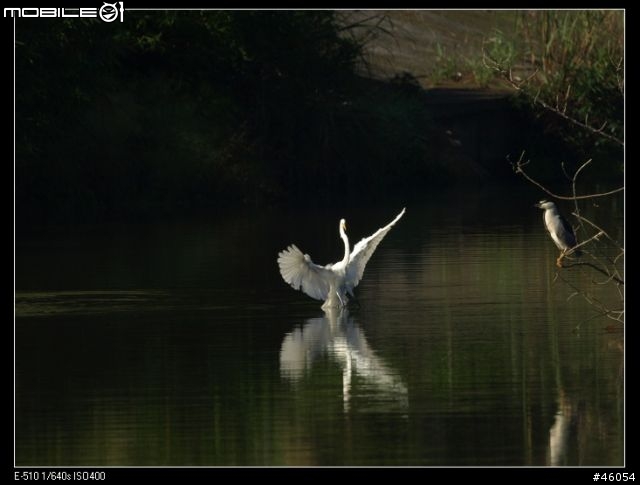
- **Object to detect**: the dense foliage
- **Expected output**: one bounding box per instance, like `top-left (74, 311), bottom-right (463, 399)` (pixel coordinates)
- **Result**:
top-left (15, 11), bottom-right (623, 225)
top-left (488, 11), bottom-right (623, 164)
top-left (16, 12), bottom-right (447, 224)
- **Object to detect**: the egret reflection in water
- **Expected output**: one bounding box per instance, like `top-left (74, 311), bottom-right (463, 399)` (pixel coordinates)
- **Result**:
top-left (279, 308), bottom-right (408, 413)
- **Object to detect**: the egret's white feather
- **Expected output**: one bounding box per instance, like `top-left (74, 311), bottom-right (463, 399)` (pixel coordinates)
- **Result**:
top-left (278, 244), bottom-right (332, 301)
top-left (345, 208), bottom-right (405, 294)
top-left (277, 208), bottom-right (405, 308)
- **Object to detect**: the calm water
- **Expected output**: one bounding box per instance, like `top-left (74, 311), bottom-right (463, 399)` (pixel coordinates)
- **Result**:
top-left (15, 186), bottom-right (624, 466)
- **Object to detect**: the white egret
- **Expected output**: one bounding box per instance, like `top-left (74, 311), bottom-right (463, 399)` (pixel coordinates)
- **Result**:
top-left (277, 208), bottom-right (405, 308)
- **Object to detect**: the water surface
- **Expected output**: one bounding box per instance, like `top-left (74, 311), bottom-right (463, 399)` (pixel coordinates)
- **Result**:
top-left (15, 186), bottom-right (624, 466)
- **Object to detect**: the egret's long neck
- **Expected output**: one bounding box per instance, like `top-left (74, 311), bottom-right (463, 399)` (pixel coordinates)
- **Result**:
top-left (340, 226), bottom-right (350, 266)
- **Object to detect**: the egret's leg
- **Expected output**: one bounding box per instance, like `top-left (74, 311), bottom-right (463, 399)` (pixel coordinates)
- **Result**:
top-left (556, 251), bottom-right (566, 268)
top-left (336, 291), bottom-right (345, 307)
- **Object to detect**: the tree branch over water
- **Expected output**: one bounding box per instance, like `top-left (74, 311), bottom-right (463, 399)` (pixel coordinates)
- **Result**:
top-left (496, 69), bottom-right (625, 146)
top-left (512, 153), bottom-right (624, 324)
top-left (509, 152), bottom-right (624, 200)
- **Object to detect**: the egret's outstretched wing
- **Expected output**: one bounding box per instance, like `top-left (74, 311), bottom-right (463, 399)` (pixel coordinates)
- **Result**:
top-left (345, 208), bottom-right (405, 292)
top-left (278, 245), bottom-right (332, 301)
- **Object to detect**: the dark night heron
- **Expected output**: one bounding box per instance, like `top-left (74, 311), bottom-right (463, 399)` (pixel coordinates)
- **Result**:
top-left (535, 200), bottom-right (582, 267)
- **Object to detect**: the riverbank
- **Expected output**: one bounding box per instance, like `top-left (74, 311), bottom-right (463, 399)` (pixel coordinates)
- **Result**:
top-left (15, 11), bottom-right (622, 227)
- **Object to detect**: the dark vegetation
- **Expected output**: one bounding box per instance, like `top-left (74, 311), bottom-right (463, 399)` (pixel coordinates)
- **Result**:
top-left (16, 11), bottom-right (450, 225)
top-left (487, 11), bottom-right (624, 184)
top-left (15, 11), bottom-right (623, 226)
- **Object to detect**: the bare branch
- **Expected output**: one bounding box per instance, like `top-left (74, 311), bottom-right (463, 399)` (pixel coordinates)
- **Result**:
top-left (561, 260), bottom-right (624, 286)
top-left (539, 95), bottom-right (622, 144)
top-left (512, 157), bottom-right (624, 200)
top-left (571, 212), bottom-right (624, 251)
top-left (571, 158), bottom-right (592, 227)
top-left (556, 272), bottom-right (624, 323)
top-left (336, 13), bottom-right (386, 33)
top-left (573, 158), bottom-right (592, 181)
top-left (567, 230), bottom-right (604, 254)
top-left (500, 71), bottom-right (624, 146)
